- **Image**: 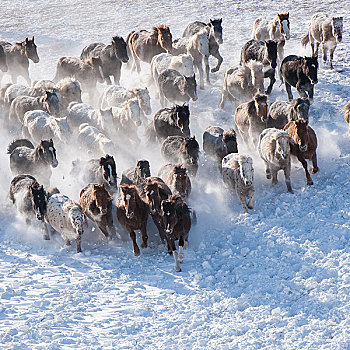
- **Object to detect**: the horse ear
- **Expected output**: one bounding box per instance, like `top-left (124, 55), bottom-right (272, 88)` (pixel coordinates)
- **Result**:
top-left (99, 157), bottom-right (106, 166)
top-left (25, 37), bottom-right (29, 44)
top-left (32, 36), bottom-right (34, 42)
top-left (219, 18), bottom-right (222, 23)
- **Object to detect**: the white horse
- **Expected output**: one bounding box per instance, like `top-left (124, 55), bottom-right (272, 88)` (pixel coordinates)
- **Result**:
top-left (301, 13), bottom-right (343, 69)
top-left (22, 110), bottom-right (70, 144)
top-left (98, 85), bottom-right (151, 120)
top-left (45, 187), bottom-right (85, 253)
top-left (219, 60), bottom-right (264, 109)
top-left (252, 13), bottom-right (290, 63)
top-left (173, 31), bottom-right (210, 89)
top-left (151, 53), bottom-right (194, 90)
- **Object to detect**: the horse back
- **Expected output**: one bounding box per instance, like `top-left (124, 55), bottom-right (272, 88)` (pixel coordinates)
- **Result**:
top-left (182, 21), bottom-right (206, 37)
top-left (80, 43), bottom-right (104, 60)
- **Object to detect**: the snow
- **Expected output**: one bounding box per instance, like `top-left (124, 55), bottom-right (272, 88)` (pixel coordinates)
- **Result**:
top-left (0, 0), bottom-right (350, 348)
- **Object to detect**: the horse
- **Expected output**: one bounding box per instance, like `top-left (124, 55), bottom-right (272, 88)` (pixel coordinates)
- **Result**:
top-left (9, 174), bottom-right (48, 239)
top-left (160, 193), bottom-right (191, 272)
top-left (53, 56), bottom-right (104, 104)
top-left (71, 155), bottom-right (118, 195)
top-left (158, 69), bottom-right (197, 107)
top-left (45, 187), bottom-right (85, 253)
top-left (161, 136), bottom-right (200, 177)
top-left (342, 102), bottom-right (350, 135)
top-left (219, 61), bottom-right (264, 109)
top-left (22, 110), bottom-right (70, 144)
top-left (252, 13), bottom-right (291, 63)
top-left (120, 160), bottom-right (151, 186)
top-left (150, 104), bottom-right (191, 142)
top-left (183, 18), bottom-right (223, 76)
top-left (234, 93), bottom-right (268, 149)
top-left (127, 25), bottom-right (173, 73)
top-left (151, 53), bottom-right (194, 92)
top-left (280, 55), bottom-right (318, 103)
top-left (172, 31), bottom-right (210, 89)
top-left (258, 128), bottom-right (293, 193)
top-left (158, 164), bottom-right (191, 200)
top-left (116, 184), bottom-right (149, 256)
top-left (0, 45), bottom-right (8, 73)
top-left (2, 83), bottom-right (31, 118)
top-left (283, 119), bottom-right (318, 186)
top-left (79, 183), bottom-right (114, 240)
top-left (0, 37), bottom-right (39, 84)
top-left (8, 91), bottom-right (61, 130)
top-left (139, 177), bottom-right (172, 242)
top-left (203, 126), bottom-right (238, 169)
top-left (301, 13), bottom-right (343, 69)
top-left (240, 39), bottom-right (278, 95)
top-left (98, 85), bottom-right (151, 121)
top-left (7, 139), bottom-right (58, 186)
top-left (78, 123), bottom-right (116, 157)
top-left (80, 36), bottom-right (129, 85)
top-left (221, 154), bottom-right (255, 214)
top-left (267, 98), bottom-right (310, 129)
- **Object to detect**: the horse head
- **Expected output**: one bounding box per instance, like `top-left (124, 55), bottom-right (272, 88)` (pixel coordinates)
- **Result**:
top-left (303, 56), bottom-right (318, 85)
top-left (23, 36), bottom-right (39, 63)
top-left (209, 18), bottom-right (223, 44)
top-left (56, 78), bottom-right (82, 104)
top-left (239, 156), bottom-right (254, 187)
top-left (277, 13), bottom-right (290, 40)
top-left (30, 183), bottom-right (47, 220)
top-left (136, 160), bottom-right (151, 180)
top-left (254, 93), bottom-right (268, 122)
top-left (133, 87), bottom-right (151, 115)
top-left (195, 32), bottom-right (210, 58)
top-left (175, 104), bottom-right (190, 136)
top-left (155, 25), bottom-right (173, 53)
top-left (0, 46), bottom-right (8, 72)
top-left (112, 36), bottom-right (129, 63)
top-left (247, 61), bottom-right (264, 93)
top-left (182, 137), bottom-right (199, 176)
top-left (184, 74), bottom-right (198, 101)
top-left (172, 165), bottom-right (189, 198)
top-left (223, 129), bottom-right (238, 154)
top-left (99, 154), bottom-right (117, 187)
top-left (161, 199), bottom-right (177, 234)
top-left (92, 183), bottom-right (113, 216)
top-left (332, 17), bottom-right (343, 43)
top-left (290, 98), bottom-right (310, 120)
top-left (39, 138), bottom-right (58, 168)
top-left (90, 56), bottom-right (105, 83)
top-left (144, 180), bottom-right (162, 214)
top-left (289, 119), bottom-right (309, 152)
top-left (43, 90), bottom-right (60, 116)
top-left (120, 185), bottom-right (138, 219)
top-left (125, 98), bottom-right (141, 126)
top-left (274, 134), bottom-right (291, 160)
top-left (264, 40), bottom-right (278, 69)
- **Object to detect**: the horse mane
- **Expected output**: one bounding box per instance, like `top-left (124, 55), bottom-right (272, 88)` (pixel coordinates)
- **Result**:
top-left (173, 164), bottom-right (186, 175)
top-left (7, 139), bottom-right (35, 154)
top-left (223, 129), bottom-right (236, 143)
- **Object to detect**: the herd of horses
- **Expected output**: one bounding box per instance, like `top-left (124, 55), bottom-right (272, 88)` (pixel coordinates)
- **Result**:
top-left (0, 12), bottom-right (347, 272)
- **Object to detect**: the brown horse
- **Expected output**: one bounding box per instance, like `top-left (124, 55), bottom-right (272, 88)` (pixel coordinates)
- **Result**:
top-left (283, 119), bottom-right (318, 185)
top-left (158, 164), bottom-right (191, 200)
top-left (160, 194), bottom-right (191, 272)
top-left (127, 25), bottom-right (173, 73)
top-left (140, 177), bottom-right (172, 242)
top-left (116, 184), bottom-right (149, 256)
top-left (0, 37), bottom-right (39, 84)
top-left (79, 183), bottom-right (114, 239)
top-left (234, 93), bottom-right (268, 149)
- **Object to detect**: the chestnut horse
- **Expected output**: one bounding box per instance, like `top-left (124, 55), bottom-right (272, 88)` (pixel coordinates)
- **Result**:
top-left (283, 119), bottom-right (318, 185)
top-left (116, 184), bottom-right (149, 256)
top-left (127, 25), bottom-right (173, 73)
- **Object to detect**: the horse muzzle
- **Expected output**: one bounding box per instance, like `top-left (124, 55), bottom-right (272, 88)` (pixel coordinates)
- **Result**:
top-left (191, 95), bottom-right (198, 102)
top-left (244, 180), bottom-right (252, 187)
top-left (126, 212), bottom-right (134, 219)
top-left (121, 57), bottom-right (129, 63)
top-left (311, 79), bottom-right (318, 85)
top-left (52, 161), bottom-right (58, 168)
top-left (36, 214), bottom-right (44, 221)
top-left (32, 57), bottom-right (40, 64)
top-left (300, 145), bottom-right (307, 152)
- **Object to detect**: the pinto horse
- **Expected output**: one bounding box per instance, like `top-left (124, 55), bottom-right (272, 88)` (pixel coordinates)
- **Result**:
top-left (0, 37), bottom-right (39, 84)
top-left (116, 184), bottom-right (149, 256)
top-left (127, 25), bottom-right (173, 73)
top-left (283, 119), bottom-right (318, 185)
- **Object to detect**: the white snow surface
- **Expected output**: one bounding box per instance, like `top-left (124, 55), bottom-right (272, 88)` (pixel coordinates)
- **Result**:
top-left (1, 0), bottom-right (350, 349)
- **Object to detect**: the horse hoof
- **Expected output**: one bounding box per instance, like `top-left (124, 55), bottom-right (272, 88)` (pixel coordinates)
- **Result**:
top-left (43, 235), bottom-right (50, 240)
top-left (211, 68), bottom-right (218, 73)
top-left (141, 242), bottom-right (147, 249)
top-left (288, 189), bottom-right (294, 194)
top-left (266, 174), bottom-right (271, 179)
top-left (176, 267), bottom-right (182, 272)
top-left (247, 205), bottom-right (254, 209)
top-left (307, 180), bottom-right (313, 186)
top-left (134, 249), bottom-right (140, 256)
top-left (311, 168), bottom-right (318, 174)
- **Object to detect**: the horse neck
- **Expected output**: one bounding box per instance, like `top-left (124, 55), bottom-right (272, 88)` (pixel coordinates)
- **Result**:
top-left (11, 44), bottom-right (29, 64)
top-left (269, 17), bottom-right (280, 39)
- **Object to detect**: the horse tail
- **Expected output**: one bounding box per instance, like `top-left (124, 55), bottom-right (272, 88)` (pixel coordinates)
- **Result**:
top-left (301, 32), bottom-right (310, 47)
top-left (191, 209), bottom-right (197, 226)
top-left (7, 139), bottom-right (34, 154)
top-left (251, 18), bottom-right (261, 39)
top-left (47, 186), bottom-right (60, 198)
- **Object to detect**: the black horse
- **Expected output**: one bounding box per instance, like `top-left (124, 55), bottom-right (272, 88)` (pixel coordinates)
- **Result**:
top-left (80, 36), bottom-right (129, 85)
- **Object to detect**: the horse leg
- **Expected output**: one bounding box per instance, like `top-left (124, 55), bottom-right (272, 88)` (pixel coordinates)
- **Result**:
top-left (211, 51), bottom-right (223, 73)
top-left (236, 187), bottom-right (249, 213)
top-left (329, 47), bottom-right (335, 69)
top-left (42, 222), bottom-right (50, 240)
top-left (311, 152), bottom-right (319, 174)
top-left (271, 169), bottom-right (278, 184)
top-left (65, 238), bottom-right (71, 246)
top-left (128, 229), bottom-right (140, 256)
top-left (218, 86), bottom-right (228, 109)
top-left (76, 234), bottom-right (82, 253)
top-left (196, 59), bottom-right (204, 90)
top-left (113, 70), bottom-right (121, 86)
top-left (22, 70), bottom-right (31, 86)
top-left (283, 164), bottom-right (293, 193)
top-left (105, 75), bottom-right (112, 85)
top-left (204, 56), bottom-right (210, 83)
top-left (297, 153), bottom-right (313, 185)
top-left (168, 238), bottom-right (181, 272)
top-left (140, 222), bottom-right (148, 249)
top-left (277, 40), bottom-right (285, 63)
top-left (178, 236), bottom-right (184, 264)
top-left (308, 85), bottom-right (314, 104)
top-left (322, 43), bottom-right (328, 63)
top-left (247, 188), bottom-right (255, 209)
top-left (264, 161), bottom-right (271, 179)
top-left (265, 73), bottom-right (276, 95)
top-left (285, 81), bottom-right (293, 101)
top-left (97, 223), bottom-right (109, 240)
